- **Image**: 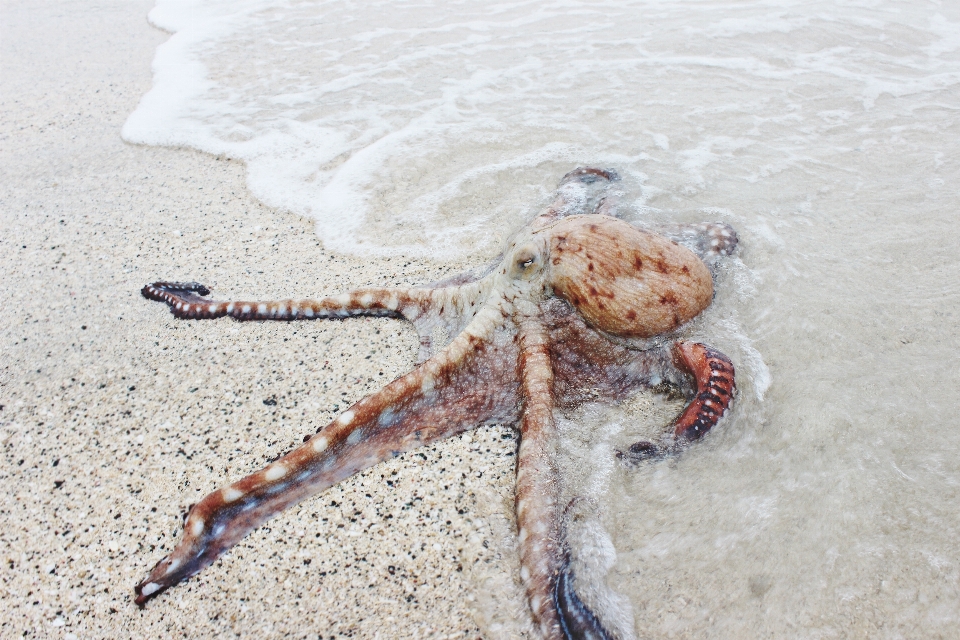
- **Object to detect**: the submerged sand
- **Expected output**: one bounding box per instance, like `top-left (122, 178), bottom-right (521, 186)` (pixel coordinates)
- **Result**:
top-left (0, 2), bottom-right (529, 637)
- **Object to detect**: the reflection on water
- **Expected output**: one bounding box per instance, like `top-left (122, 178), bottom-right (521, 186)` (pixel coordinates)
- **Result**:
top-left (128, 0), bottom-right (960, 636)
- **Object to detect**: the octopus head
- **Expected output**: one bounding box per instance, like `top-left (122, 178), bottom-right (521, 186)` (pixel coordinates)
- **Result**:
top-left (543, 215), bottom-right (713, 338)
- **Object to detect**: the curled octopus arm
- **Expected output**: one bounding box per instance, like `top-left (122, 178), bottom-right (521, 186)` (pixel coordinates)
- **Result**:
top-left (618, 342), bottom-right (736, 462)
top-left (543, 299), bottom-right (736, 460)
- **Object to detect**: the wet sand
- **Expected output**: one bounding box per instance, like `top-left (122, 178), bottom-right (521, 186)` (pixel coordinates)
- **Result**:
top-left (0, 2), bottom-right (525, 637)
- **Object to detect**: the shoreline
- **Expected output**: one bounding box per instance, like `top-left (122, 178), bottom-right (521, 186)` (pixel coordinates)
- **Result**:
top-left (0, 2), bottom-right (519, 637)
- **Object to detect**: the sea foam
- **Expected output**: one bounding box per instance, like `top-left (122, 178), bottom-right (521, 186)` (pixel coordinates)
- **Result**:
top-left (125, 1), bottom-right (960, 259)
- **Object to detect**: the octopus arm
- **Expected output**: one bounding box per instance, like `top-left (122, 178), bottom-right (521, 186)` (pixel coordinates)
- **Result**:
top-left (617, 342), bottom-right (737, 462)
top-left (515, 315), bottom-right (614, 640)
top-left (543, 299), bottom-right (736, 462)
top-left (140, 280), bottom-right (448, 323)
top-left (141, 280), bottom-right (498, 365)
top-left (529, 167), bottom-right (621, 230)
top-left (544, 299), bottom-right (681, 407)
top-left (134, 310), bottom-right (521, 606)
top-left (637, 222), bottom-right (739, 267)
top-left (670, 342), bottom-right (736, 441)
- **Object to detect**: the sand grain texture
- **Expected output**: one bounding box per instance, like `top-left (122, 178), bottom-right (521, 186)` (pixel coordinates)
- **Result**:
top-left (0, 2), bottom-right (521, 637)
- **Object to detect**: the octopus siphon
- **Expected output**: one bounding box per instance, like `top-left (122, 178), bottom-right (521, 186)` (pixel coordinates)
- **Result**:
top-left (135, 168), bottom-right (738, 639)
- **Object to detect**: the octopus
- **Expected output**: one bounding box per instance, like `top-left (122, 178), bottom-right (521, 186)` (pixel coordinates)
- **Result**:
top-left (135, 168), bottom-right (738, 639)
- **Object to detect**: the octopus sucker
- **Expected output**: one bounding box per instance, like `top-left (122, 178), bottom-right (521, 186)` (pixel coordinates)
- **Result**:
top-left (136, 167), bottom-right (739, 638)
top-left (671, 342), bottom-right (737, 442)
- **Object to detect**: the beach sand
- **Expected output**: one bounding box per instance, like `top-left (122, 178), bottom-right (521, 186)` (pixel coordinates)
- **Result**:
top-left (1, 2), bottom-right (532, 637)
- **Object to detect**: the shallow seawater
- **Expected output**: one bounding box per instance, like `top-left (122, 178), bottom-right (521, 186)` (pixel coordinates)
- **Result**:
top-left (127, 1), bottom-right (960, 637)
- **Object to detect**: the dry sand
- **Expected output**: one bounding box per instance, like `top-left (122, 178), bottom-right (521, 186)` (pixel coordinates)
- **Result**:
top-left (1, 2), bottom-right (531, 637)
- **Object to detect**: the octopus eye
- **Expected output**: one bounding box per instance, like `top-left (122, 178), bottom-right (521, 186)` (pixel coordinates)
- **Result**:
top-left (509, 245), bottom-right (542, 279)
top-left (514, 247), bottom-right (538, 269)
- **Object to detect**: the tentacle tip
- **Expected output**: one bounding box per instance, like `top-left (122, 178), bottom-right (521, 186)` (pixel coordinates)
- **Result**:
top-left (555, 565), bottom-right (615, 640)
top-left (676, 423), bottom-right (708, 443)
top-left (134, 552), bottom-right (195, 606)
top-left (617, 440), bottom-right (670, 464)
top-left (142, 281), bottom-right (212, 298)
top-left (133, 580), bottom-right (167, 607)
top-left (716, 224), bottom-right (739, 253)
top-left (560, 167), bottom-right (621, 185)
